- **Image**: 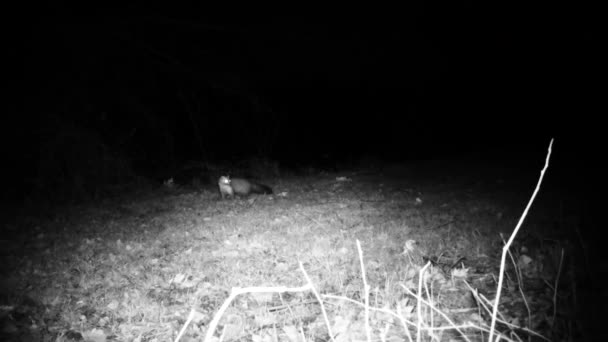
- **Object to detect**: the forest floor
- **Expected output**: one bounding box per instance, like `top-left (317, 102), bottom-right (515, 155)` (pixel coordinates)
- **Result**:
top-left (0, 161), bottom-right (594, 342)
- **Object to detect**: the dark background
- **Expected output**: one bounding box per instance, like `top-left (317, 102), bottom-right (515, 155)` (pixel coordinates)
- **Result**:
top-left (9, 3), bottom-right (601, 204)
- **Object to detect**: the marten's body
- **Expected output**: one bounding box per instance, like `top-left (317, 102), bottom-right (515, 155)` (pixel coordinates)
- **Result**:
top-left (218, 176), bottom-right (273, 199)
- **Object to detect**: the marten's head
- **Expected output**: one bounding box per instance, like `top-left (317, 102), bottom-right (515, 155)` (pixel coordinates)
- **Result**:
top-left (218, 176), bottom-right (231, 185)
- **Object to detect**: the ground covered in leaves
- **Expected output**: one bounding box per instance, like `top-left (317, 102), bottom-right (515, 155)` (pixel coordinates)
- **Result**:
top-left (0, 162), bottom-right (590, 341)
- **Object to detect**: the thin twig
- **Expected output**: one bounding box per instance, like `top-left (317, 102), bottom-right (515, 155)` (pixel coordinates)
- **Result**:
top-left (324, 293), bottom-right (491, 338)
top-left (323, 294), bottom-right (415, 327)
top-left (552, 248), bottom-right (564, 328)
top-left (175, 309), bottom-right (196, 342)
top-left (488, 139), bottom-right (553, 342)
top-left (299, 262), bottom-right (335, 342)
top-left (464, 282), bottom-right (550, 341)
top-left (417, 262), bottom-right (431, 342)
top-left (401, 284), bottom-right (473, 342)
top-left (196, 285), bottom-right (312, 342)
top-left (396, 303), bottom-right (415, 342)
top-left (503, 240), bottom-right (532, 341)
top-left (357, 239), bottom-right (373, 342)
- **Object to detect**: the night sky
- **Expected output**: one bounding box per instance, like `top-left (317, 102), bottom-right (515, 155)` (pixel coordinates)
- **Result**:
top-left (11, 3), bottom-right (601, 203)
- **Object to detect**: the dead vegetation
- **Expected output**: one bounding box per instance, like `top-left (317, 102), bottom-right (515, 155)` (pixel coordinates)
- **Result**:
top-left (1, 144), bottom-right (587, 341)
